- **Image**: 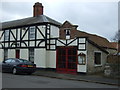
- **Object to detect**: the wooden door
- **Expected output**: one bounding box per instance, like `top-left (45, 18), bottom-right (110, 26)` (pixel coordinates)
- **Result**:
top-left (56, 47), bottom-right (77, 74)
top-left (16, 50), bottom-right (20, 59)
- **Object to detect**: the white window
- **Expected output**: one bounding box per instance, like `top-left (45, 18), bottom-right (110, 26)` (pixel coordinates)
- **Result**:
top-left (29, 26), bottom-right (35, 39)
top-left (65, 29), bottom-right (70, 35)
top-left (4, 30), bottom-right (9, 41)
top-left (29, 48), bottom-right (34, 63)
top-left (94, 52), bottom-right (102, 65)
top-left (65, 29), bottom-right (70, 39)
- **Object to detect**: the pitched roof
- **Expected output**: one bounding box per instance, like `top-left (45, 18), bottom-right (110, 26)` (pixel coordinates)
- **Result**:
top-left (75, 30), bottom-right (115, 49)
top-left (1, 15), bottom-right (61, 30)
top-left (59, 20), bottom-right (115, 51)
top-left (110, 42), bottom-right (120, 52)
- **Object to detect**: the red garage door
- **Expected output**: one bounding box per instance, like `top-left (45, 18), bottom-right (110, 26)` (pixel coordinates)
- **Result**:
top-left (56, 47), bottom-right (77, 74)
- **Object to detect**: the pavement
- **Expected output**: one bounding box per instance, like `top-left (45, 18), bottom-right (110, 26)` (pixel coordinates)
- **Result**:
top-left (33, 69), bottom-right (120, 86)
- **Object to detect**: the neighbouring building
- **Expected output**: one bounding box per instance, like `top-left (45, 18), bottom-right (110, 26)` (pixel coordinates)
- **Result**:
top-left (0, 2), bottom-right (117, 74)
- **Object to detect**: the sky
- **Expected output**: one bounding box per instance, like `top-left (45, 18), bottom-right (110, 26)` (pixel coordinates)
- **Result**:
top-left (0, 0), bottom-right (119, 41)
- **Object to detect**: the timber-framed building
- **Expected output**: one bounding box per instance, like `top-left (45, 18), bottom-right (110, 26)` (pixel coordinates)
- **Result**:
top-left (0, 2), bottom-right (117, 74)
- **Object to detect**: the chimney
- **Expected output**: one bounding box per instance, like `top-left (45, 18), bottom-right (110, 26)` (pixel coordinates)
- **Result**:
top-left (33, 2), bottom-right (43, 17)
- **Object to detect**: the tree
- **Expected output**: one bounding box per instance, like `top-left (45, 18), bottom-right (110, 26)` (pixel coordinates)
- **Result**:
top-left (113, 29), bottom-right (120, 43)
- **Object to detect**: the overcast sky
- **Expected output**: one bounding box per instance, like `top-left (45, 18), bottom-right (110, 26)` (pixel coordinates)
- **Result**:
top-left (0, 0), bottom-right (119, 41)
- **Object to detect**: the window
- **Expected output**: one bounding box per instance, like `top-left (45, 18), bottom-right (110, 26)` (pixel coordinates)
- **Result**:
top-left (11, 60), bottom-right (16, 63)
top-left (29, 48), bottom-right (34, 63)
top-left (4, 59), bottom-right (12, 63)
top-left (18, 59), bottom-right (29, 63)
top-left (78, 53), bottom-right (86, 65)
top-left (94, 52), bottom-right (101, 65)
top-left (29, 26), bottom-right (35, 39)
top-left (4, 30), bottom-right (9, 41)
top-left (65, 29), bottom-right (70, 35)
top-left (65, 29), bottom-right (70, 39)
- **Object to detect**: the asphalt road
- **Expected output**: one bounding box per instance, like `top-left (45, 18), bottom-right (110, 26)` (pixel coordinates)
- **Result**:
top-left (2, 73), bottom-right (119, 88)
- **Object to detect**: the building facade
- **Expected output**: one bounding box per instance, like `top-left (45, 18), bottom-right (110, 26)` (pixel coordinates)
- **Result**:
top-left (0, 2), bottom-right (117, 74)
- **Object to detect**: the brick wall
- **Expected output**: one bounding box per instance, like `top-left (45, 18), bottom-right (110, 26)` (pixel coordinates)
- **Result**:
top-left (59, 21), bottom-right (78, 39)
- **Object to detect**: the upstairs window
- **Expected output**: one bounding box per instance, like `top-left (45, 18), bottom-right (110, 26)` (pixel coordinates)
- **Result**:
top-left (65, 29), bottom-right (70, 39)
top-left (29, 26), bottom-right (35, 39)
top-left (65, 29), bottom-right (70, 35)
top-left (4, 30), bottom-right (9, 41)
top-left (94, 52), bottom-right (102, 65)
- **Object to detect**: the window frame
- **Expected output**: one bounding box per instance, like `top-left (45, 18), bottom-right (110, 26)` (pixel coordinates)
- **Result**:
top-left (65, 29), bottom-right (70, 36)
top-left (64, 29), bottom-right (71, 39)
top-left (29, 26), bottom-right (35, 40)
top-left (29, 48), bottom-right (34, 63)
top-left (94, 51), bottom-right (102, 66)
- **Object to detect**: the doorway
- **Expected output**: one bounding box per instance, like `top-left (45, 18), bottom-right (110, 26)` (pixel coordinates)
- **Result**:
top-left (16, 50), bottom-right (20, 59)
top-left (56, 47), bottom-right (77, 74)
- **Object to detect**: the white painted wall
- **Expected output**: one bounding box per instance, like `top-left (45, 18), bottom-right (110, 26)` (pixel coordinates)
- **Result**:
top-left (0, 44), bottom-right (2, 49)
top-left (5, 43), bottom-right (8, 48)
top-left (77, 65), bottom-right (87, 72)
top-left (79, 38), bottom-right (86, 43)
top-left (78, 44), bottom-right (86, 49)
top-left (8, 49), bottom-right (15, 58)
top-left (10, 29), bottom-right (16, 41)
top-left (34, 48), bottom-right (46, 68)
top-left (29, 41), bottom-right (35, 46)
top-left (68, 39), bottom-right (77, 46)
top-left (51, 25), bottom-right (59, 38)
top-left (0, 31), bottom-right (3, 41)
top-left (37, 26), bottom-right (45, 39)
top-left (0, 49), bottom-right (4, 62)
top-left (57, 39), bottom-right (78, 46)
top-left (20, 49), bottom-right (28, 60)
top-left (57, 39), bottom-right (66, 46)
top-left (22, 28), bottom-right (28, 40)
top-left (17, 28), bottom-right (20, 40)
top-left (46, 51), bottom-right (56, 68)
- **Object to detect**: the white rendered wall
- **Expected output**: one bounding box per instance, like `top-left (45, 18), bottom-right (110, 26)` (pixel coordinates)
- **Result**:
top-left (22, 28), bottom-right (28, 40)
top-left (20, 49), bottom-right (28, 60)
top-left (8, 49), bottom-right (15, 58)
top-left (0, 31), bottom-right (3, 41)
top-left (34, 48), bottom-right (46, 68)
top-left (37, 26), bottom-right (45, 39)
top-left (51, 25), bottom-right (59, 38)
top-left (46, 51), bottom-right (56, 68)
top-left (17, 28), bottom-right (20, 40)
top-left (10, 29), bottom-right (16, 41)
top-left (0, 49), bottom-right (3, 62)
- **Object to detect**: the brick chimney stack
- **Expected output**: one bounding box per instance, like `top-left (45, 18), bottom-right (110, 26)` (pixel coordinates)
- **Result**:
top-left (33, 2), bottom-right (43, 17)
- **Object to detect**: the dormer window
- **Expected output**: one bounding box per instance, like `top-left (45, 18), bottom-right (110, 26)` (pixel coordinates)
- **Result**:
top-left (65, 29), bottom-right (70, 39)
top-left (66, 29), bottom-right (70, 35)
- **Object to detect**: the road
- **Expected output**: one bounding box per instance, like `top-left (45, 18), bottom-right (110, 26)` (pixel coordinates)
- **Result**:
top-left (2, 73), bottom-right (119, 88)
